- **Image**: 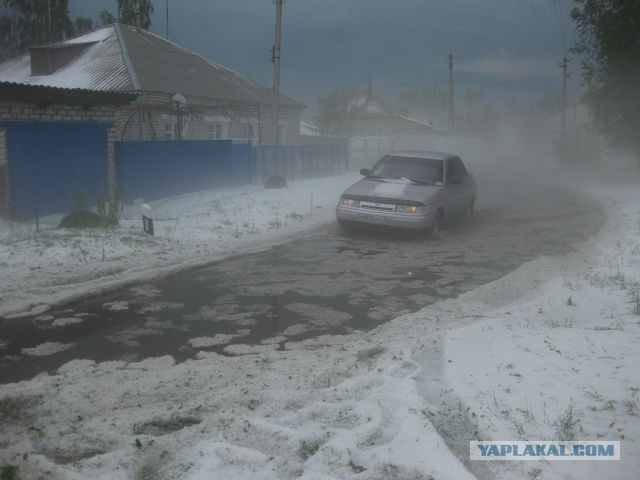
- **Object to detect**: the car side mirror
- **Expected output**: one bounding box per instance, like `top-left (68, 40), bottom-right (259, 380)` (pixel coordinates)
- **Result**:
top-left (448, 176), bottom-right (461, 185)
top-left (360, 168), bottom-right (369, 176)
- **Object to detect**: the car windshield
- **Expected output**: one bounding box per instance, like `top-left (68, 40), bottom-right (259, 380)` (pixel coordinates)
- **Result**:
top-left (367, 156), bottom-right (444, 185)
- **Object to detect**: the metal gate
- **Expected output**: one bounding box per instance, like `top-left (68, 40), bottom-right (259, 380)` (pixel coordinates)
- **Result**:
top-left (3, 121), bottom-right (109, 219)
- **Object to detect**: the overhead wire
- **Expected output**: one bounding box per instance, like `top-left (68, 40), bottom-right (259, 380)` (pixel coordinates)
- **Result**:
top-left (552, 0), bottom-right (568, 54)
top-left (528, 0), bottom-right (555, 53)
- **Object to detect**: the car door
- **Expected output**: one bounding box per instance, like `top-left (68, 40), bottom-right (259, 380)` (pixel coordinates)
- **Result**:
top-left (444, 157), bottom-right (466, 215)
top-left (452, 157), bottom-right (475, 214)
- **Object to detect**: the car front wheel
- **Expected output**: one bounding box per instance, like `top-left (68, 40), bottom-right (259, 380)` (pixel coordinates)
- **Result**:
top-left (430, 210), bottom-right (443, 238)
top-left (465, 201), bottom-right (475, 219)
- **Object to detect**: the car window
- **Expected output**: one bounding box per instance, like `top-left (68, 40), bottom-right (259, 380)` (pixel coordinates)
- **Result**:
top-left (447, 159), bottom-right (458, 179)
top-left (369, 156), bottom-right (444, 184)
top-left (454, 158), bottom-right (468, 177)
top-left (447, 157), bottom-right (467, 180)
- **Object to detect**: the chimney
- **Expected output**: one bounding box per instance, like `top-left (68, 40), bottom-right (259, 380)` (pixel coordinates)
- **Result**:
top-left (30, 44), bottom-right (89, 76)
top-left (30, 48), bottom-right (55, 76)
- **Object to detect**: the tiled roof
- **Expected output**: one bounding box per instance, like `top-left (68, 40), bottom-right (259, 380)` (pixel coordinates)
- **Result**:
top-left (0, 24), bottom-right (303, 109)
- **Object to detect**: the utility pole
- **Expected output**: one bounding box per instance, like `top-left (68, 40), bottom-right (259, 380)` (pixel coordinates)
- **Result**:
top-left (165, 0), bottom-right (169, 39)
top-left (448, 53), bottom-right (455, 134)
top-left (135, 0), bottom-right (141, 28)
top-left (559, 57), bottom-right (570, 135)
top-left (272, 0), bottom-right (283, 145)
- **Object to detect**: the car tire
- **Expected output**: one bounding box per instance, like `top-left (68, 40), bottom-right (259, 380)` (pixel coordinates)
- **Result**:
top-left (336, 219), bottom-right (353, 235)
top-left (465, 201), bottom-right (475, 220)
top-left (430, 210), bottom-right (443, 238)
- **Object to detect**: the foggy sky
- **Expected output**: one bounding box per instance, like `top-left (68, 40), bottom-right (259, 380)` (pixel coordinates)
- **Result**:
top-left (68, 0), bottom-right (579, 113)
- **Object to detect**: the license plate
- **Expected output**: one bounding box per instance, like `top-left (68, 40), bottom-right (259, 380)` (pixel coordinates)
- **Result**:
top-left (360, 214), bottom-right (392, 225)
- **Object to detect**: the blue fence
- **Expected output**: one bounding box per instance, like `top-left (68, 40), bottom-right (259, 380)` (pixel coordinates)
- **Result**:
top-left (115, 140), bottom-right (348, 204)
top-left (252, 144), bottom-right (349, 184)
top-left (115, 140), bottom-right (251, 203)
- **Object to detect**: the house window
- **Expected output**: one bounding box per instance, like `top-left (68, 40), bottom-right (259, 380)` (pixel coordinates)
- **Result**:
top-left (208, 123), bottom-right (226, 140)
top-left (246, 122), bottom-right (259, 141)
top-left (164, 122), bottom-right (174, 140)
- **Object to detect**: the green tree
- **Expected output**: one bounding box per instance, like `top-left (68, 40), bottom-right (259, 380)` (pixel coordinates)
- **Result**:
top-left (99, 9), bottom-right (116, 26)
top-left (571, 0), bottom-right (640, 160)
top-left (0, 0), bottom-right (73, 59)
top-left (117, 0), bottom-right (154, 29)
top-left (73, 17), bottom-right (93, 35)
top-left (0, 16), bottom-right (15, 59)
top-left (98, 1), bottom-right (154, 29)
top-left (316, 85), bottom-right (358, 135)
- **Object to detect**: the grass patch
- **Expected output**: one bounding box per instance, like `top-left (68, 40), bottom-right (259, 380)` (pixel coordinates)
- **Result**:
top-left (298, 439), bottom-right (322, 460)
top-left (348, 460), bottom-right (366, 473)
top-left (0, 465), bottom-right (18, 480)
top-left (624, 398), bottom-right (639, 416)
top-left (592, 323), bottom-right (624, 331)
top-left (528, 467), bottom-right (542, 479)
top-left (132, 416), bottom-right (201, 436)
top-left (268, 217), bottom-right (282, 229)
top-left (553, 401), bottom-right (580, 441)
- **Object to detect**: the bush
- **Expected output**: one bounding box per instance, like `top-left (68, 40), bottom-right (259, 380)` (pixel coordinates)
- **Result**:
top-left (60, 187), bottom-right (123, 228)
top-left (59, 210), bottom-right (117, 228)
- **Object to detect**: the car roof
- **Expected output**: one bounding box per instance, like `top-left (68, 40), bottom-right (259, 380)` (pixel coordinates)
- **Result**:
top-left (384, 150), bottom-right (458, 161)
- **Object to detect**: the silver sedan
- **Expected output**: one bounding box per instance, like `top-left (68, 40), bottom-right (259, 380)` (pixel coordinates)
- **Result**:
top-left (336, 150), bottom-right (477, 234)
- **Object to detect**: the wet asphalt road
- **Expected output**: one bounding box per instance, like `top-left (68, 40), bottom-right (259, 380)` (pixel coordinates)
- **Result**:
top-left (0, 170), bottom-right (604, 384)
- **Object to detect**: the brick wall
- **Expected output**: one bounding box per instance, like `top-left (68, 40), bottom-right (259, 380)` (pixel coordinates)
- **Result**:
top-left (114, 93), bottom-right (302, 145)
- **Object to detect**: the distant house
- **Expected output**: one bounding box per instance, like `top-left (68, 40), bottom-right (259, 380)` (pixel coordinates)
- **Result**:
top-left (0, 24), bottom-right (305, 218)
top-left (300, 120), bottom-right (322, 136)
top-left (340, 83), bottom-right (432, 137)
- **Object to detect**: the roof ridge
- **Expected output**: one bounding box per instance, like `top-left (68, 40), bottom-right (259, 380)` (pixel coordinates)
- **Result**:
top-left (113, 23), bottom-right (141, 90)
top-left (116, 24), bottom-right (303, 107)
top-left (118, 24), bottom-right (250, 81)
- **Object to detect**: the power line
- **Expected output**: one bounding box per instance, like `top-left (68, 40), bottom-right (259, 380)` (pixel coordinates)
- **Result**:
top-left (552, 0), bottom-right (567, 53)
top-left (528, 0), bottom-right (556, 53)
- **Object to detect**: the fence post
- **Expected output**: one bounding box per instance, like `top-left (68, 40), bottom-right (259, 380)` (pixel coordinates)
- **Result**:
top-left (330, 146), bottom-right (335, 175)
top-left (251, 144), bottom-right (257, 185)
top-left (343, 145), bottom-right (349, 172)
top-left (283, 145), bottom-right (288, 179)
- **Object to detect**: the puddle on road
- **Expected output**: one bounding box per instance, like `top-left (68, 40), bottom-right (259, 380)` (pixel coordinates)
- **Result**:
top-left (0, 190), bottom-right (604, 384)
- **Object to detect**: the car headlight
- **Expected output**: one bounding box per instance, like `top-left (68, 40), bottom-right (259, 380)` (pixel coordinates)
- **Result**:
top-left (340, 197), bottom-right (357, 207)
top-left (396, 205), bottom-right (426, 214)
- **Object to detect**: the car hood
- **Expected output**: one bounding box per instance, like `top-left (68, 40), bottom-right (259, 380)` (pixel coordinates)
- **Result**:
top-left (342, 178), bottom-right (443, 203)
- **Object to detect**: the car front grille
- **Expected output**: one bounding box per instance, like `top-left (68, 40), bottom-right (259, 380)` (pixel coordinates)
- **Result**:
top-left (359, 201), bottom-right (396, 212)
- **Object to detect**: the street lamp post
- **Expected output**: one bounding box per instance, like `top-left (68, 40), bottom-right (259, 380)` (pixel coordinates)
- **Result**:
top-left (172, 93), bottom-right (187, 140)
